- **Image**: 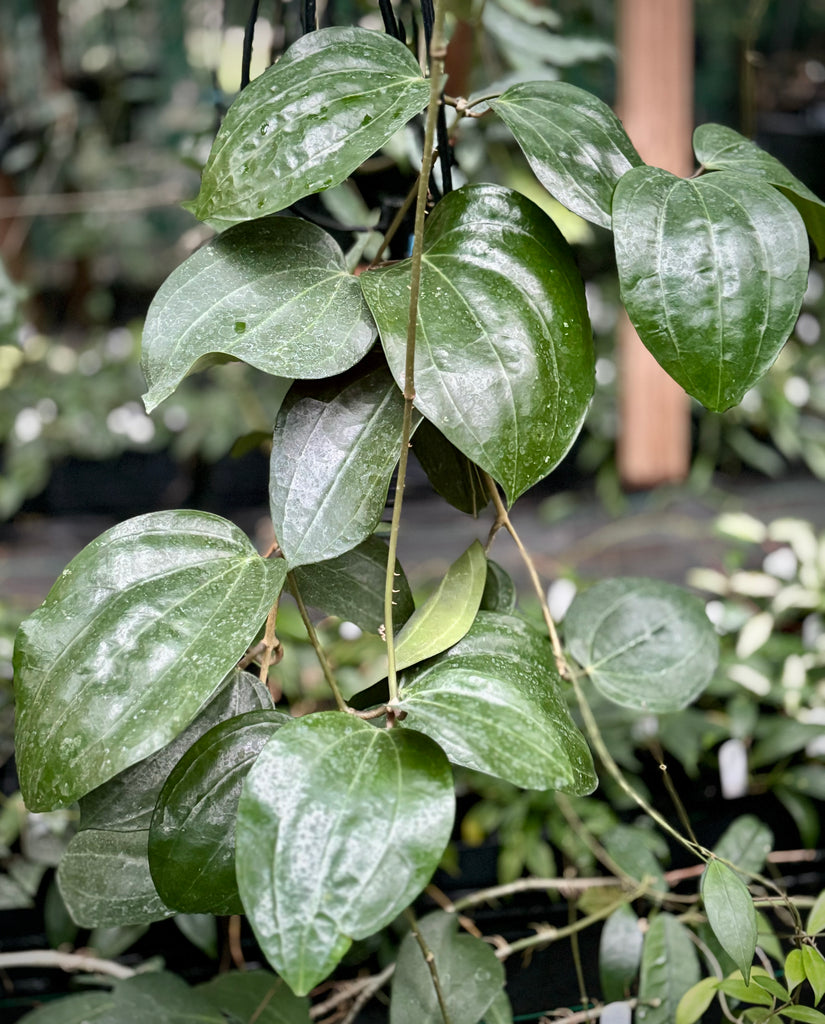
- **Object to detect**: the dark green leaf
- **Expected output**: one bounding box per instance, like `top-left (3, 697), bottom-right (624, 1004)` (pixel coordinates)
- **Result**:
top-left (396, 611), bottom-right (596, 794)
top-left (236, 713), bottom-right (454, 995)
top-left (675, 977), bottom-right (719, 1024)
top-left (564, 578), bottom-right (719, 712)
top-left (269, 365), bottom-right (412, 568)
top-left (390, 911), bottom-right (505, 1024)
top-left (175, 914), bottom-right (218, 959)
top-left (394, 541), bottom-right (487, 671)
top-left (702, 859), bottom-right (757, 983)
top-left (482, 987), bottom-right (514, 1024)
top-left (14, 511), bottom-right (286, 811)
top-left (13, 992), bottom-right (115, 1024)
top-left (480, 561), bottom-right (517, 615)
top-left (142, 218), bottom-right (375, 411)
top-left (412, 418), bottom-right (489, 516)
top-left (290, 535), bottom-right (413, 634)
top-left (150, 709), bottom-right (288, 916)
top-left (197, 971), bottom-right (311, 1024)
top-left (599, 903), bottom-right (644, 1001)
top-left (491, 81), bottom-right (642, 228)
top-left (186, 28), bottom-right (429, 230)
top-left (602, 826), bottom-right (667, 893)
top-left (694, 123), bottom-right (825, 259)
top-left (613, 167), bottom-right (809, 411)
top-left (87, 924), bottom-right (148, 959)
top-left (712, 815), bottom-right (773, 879)
top-left (361, 183), bottom-right (593, 503)
top-left (637, 913), bottom-right (701, 1024)
top-left (803, 944), bottom-right (825, 1004)
top-left (107, 972), bottom-right (225, 1023)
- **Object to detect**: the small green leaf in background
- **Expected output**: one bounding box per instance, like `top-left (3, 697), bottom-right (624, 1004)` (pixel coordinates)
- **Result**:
top-left (803, 944), bottom-right (825, 1004)
top-left (14, 991), bottom-right (116, 1024)
top-left (412, 418), bottom-right (489, 516)
top-left (808, 891), bottom-right (825, 936)
top-left (613, 166), bottom-right (809, 412)
top-left (141, 217), bottom-right (375, 411)
top-left (149, 709), bottom-right (289, 916)
top-left (675, 977), bottom-right (719, 1024)
top-left (290, 535), bottom-right (414, 634)
top-left (693, 123), bottom-right (825, 259)
top-left (491, 80), bottom-right (643, 228)
top-left (602, 826), bottom-right (667, 893)
top-left (599, 902), bottom-right (644, 1001)
top-left (637, 913), bottom-right (701, 1024)
top-left (361, 183), bottom-right (593, 504)
top-left (716, 971), bottom-right (775, 1005)
top-left (394, 541), bottom-right (487, 671)
top-left (269, 365), bottom-right (413, 568)
top-left (390, 911), bottom-right (505, 1024)
top-left (186, 27), bottom-right (429, 229)
top-left (712, 815), bottom-right (774, 879)
top-left (197, 971), bottom-right (311, 1024)
top-left (236, 713), bottom-right (454, 995)
top-left (397, 611), bottom-right (596, 793)
top-left (108, 971), bottom-right (225, 1023)
top-left (564, 577), bottom-right (719, 712)
top-left (481, 987), bottom-right (514, 1024)
top-left (14, 511), bottom-right (285, 810)
top-left (175, 914), bottom-right (218, 959)
top-left (480, 560), bottom-right (517, 615)
top-left (702, 859), bottom-right (758, 983)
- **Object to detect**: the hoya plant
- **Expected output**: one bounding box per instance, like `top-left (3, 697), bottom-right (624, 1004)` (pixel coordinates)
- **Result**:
top-left (11, 3), bottom-right (825, 1022)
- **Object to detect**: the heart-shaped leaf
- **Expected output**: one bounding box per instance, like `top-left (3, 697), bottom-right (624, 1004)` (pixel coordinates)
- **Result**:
top-left (149, 709), bottom-right (288, 916)
top-left (564, 578), bottom-right (719, 713)
top-left (390, 911), bottom-right (505, 1024)
top-left (694, 123), bottom-right (825, 259)
top-left (141, 217), bottom-right (376, 412)
top-left (637, 914), bottom-right (700, 1024)
top-left (290, 535), bottom-right (414, 634)
top-left (491, 80), bottom-right (643, 228)
top-left (235, 712), bottom-right (454, 995)
top-left (14, 511), bottom-right (286, 810)
top-left (613, 166), bottom-right (809, 411)
top-left (197, 971), bottom-right (311, 1024)
top-left (702, 859), bottom-right (757, 983)
top-left (185, 27), bottom-right (429, 230)
top-left (396, 611), bottom-right (596, 793)
top-left (269, 364), bottom-right (413, 568)
top-left (361, 183), bottom-right (594, 503)
top-left (394, 541), bottom-right (487, 671)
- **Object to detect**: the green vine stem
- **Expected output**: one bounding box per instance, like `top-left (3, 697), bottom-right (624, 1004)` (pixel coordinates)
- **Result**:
top-left (384, 0), bottom-right (447, 706)
top-left (404, 907), bottom-right (453, 1024)
top-left (288, 571), bottom-right (347, 713)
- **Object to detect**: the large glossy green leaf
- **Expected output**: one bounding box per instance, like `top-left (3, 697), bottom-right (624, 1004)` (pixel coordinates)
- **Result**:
top-left (235, 712), bottom-right (454, 995)
top-left (197, 971), bottom-right (311, 1024)
top-left (361, 184), bottom-right (594, 504)
top-left (613, 166), bottom-right (809, 411)
top-left (290, 534), bottom-right (414, 633)
top-left (394, 541), bottom-right (487, 671)
top-left (712, 815), bottom-right (773, 880)
top-left (564, 578), bottom-right (719, 713)
top-left (599, 903), bottom-right (644, 1002)
top-left (149, 709), bottom-right (288, 916)
top-left (185, 27), bottom-right (429, 230)
top-left (14, 511), bottom-right (286, 811)
top-left (390, 911), bottom-right (505, 1024)
top-left (396, 611), bottom-right (596, 793)
top-left (141, 218), bottom-right (375, 412)
top-left (694, 123), bottom-right (825, 259)
top-left (637, 913), bottom-right (700, 1024)
top-left (412, 418), bottom-right (488, 516)
top-left (490, 81), bottom-right (643, 229)
top-left (702, 859), bottom-right (757, 983)
top-left (269, 365), bottom-right (412, 568)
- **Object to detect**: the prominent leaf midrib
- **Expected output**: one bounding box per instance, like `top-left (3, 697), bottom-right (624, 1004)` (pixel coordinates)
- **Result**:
top-left (688, 183), bottom-right (726, 409)
top-left (587, 610), bottom-right (682, 673)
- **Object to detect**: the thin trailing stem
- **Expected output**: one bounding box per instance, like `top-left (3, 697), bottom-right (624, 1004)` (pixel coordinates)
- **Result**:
top-left (366, 171), bottom-right (421, 269)
top-left (404, 907), bottom-right (453, 1024)
top-left (0, 949), bottom-right (136, 979)
top-left (288, 572), bottom-right (347, 712)
top-left (384, 0), bottom-right (447, 705)
top-left (257, 598), bottom-right (283, 689)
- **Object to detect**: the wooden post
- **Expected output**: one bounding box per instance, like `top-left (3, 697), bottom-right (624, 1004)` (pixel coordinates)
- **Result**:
top-left (615, 0), bottom-right (694, 488)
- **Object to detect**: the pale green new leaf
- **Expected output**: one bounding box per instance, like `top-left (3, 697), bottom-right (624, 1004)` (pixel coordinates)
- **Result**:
top-left (637, 914), bottom-right (701, 1024)
top-left (781, 1007), bottom-right (825, 1023)
top-left (141, 217), bottom-right (375, 411)
top-left (787, 949), bottom-right (806, 992)
top-left (675, 977), bottom-right (720, 1024)
top-left (186, 27), bottom-right (430, 230)
top-left (702, 859), bottom-right (758, 983)
top-left (394, 541), bottom-right (487, 671)
top-left (808, 890), bottom-right (825, 935)
top-left (802, 944), bottom-right (825, 1004)
top-left (14, 511), bottom-right (286, 810)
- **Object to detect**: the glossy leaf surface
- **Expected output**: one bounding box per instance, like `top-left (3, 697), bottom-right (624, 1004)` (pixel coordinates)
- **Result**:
top-left (637, 913), bottom-right (700, 1024)
top-left (397, 612), bottom-right (596, 793)
top-left (614, 166), bottom-right (809, 411)
top-left (694, 123), bottom-right (825, 259)
top-left (480, 561), bottom-right (517, 615)
top-left (491, 80), bottom-right (642, 228)
top-left (150, 710), bottom-right (288, 916)
top-left (564, 578), bottom-right (719, 712)
top-left (390, 911), bottom-right (504, 1024)
top-left (185, 28), bottom-right (429, 230)
top-left (394, 541), bottom-right (487, 671)
top-left (14, 511), bottom-right (286, 810)
top-left (269, 366), bottom-right (411, 568)
top-left (361, 184), bottom-right (593, 503)
top-left (197, 971), bottom-right (311, 1024)
top-left (236, 713), bottom-right (454, 995)
top-left (142, 218), bottom-right (375, 411)
top-left (412, 418), bottom-right (488, 516)
top-left (599, 903), bottom-right (644, 1002)
top-left (702, 859), bottom-right (757, 982)
top-left (290, 535), bottom-right (413, 633)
